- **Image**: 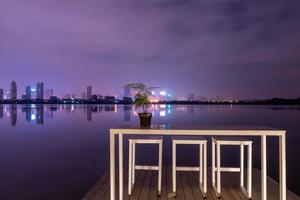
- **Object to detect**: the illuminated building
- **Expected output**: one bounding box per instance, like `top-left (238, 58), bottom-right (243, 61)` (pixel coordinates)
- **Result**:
top-left (26, 85), bottom-right (31, 100)
top-left (10, 81), bottom-right (17, 100)
top-left (124, 85), bottom-right (131, 98)
top-left (0, 89), bottom-right (3, 100)
top-left (36, 82), bottom-right (44, 99)
top-left (87, 85), bottom-right (92, 100)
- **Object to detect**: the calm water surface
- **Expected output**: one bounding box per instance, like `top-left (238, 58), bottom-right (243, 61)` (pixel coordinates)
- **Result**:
top-left (0, 104), bottom-right (299, 200)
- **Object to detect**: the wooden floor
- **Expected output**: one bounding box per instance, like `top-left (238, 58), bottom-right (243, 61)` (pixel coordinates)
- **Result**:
top-left (83, 166), bottom-right (300, 200)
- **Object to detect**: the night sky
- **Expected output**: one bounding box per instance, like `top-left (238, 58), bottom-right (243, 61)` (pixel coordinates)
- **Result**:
top-left (0, 0), bottom-right (300, 99)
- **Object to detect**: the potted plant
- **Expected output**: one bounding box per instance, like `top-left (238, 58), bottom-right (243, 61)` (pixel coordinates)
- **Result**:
top-left (125, 83), bottom-right (158, 128)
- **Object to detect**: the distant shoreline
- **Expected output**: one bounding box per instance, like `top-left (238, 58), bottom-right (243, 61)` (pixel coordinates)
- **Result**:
top-left (0, 98), bottom-right (300, 105)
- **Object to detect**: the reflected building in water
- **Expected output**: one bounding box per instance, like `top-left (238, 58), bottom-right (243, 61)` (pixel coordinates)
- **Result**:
top-left (0, 105), bottom-right (3, 119)
top-left (123, 105), bottom-right (132, 122)
top-left (36, 105), bottom-right (44, 125)
top-left (86, 105), bottom-right (92, 121)
top-left (9, 105), bottom-right (17, 126)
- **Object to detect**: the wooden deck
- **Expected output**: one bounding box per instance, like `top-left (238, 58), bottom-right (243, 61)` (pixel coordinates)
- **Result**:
top-left (83, 166), bottom-right (300, 200)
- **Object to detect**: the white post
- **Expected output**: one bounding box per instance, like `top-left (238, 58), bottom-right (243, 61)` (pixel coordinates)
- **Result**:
top-left (132, 143), bottom-right (136, 184)
top-left (110, 131), bottom-right (115, 200)
top-left (119, 134), bottom-right (123, 200)
top-left (240, 145), bottom-right (244, 187)
top-left (248, 143), bottom-right (252, 198)
top-left (199, 144), bottom-right (203, 185)
top-left (212, 140), bottom-right (215, 186)
top-left (217, 143), bottom-right (221, 194)
top-left (158, 141), bottom-right (163, 195)
top-left (261, 135), bottom-right (267, 200)
top-left (279, 133), bottom-right (286, 200)
top-left (128, 141), bottom-right (132, 195)
top-left (172, 142), bottom-right (176, 193)
top-left (203, 142), bottom-right (207, 194)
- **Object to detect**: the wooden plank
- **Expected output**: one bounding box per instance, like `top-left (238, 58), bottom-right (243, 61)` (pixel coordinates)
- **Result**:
top-left (181, 172), bottom-right (195, 200)
top-left (83, 167), bottom-right (300, 200)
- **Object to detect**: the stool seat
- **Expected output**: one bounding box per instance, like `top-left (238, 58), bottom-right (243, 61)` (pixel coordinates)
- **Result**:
top-left (212, 137), bottom-right (252, 145)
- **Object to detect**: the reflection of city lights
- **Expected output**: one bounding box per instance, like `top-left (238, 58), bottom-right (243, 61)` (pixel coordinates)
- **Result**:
top-left (167, 104), bottom-right (171, 109)
top-left (31, 114), bottom-right (36, 120)
top-left (160, 105), bottom-right (166, 108)
top-left (167, 109), bottom-right (171, 114)
top-left (160, 110), bottom-right (166, 117)
top-left (151, 91), bottom-right (155, 95)
top-left (114, 105), bottom-right (117, 113)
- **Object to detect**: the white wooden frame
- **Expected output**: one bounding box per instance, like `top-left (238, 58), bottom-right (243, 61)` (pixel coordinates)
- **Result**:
top-left (128, 138), bottom-right (163, 196)
top-left (172, 139), bottom-right (207, 197)
top-left (212, 138), bottom-right (252, 198)
top-left (109, 127), bottom-right (286, 200)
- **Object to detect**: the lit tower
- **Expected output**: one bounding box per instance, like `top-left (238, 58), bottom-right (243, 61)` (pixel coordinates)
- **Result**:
top-left (36, 82), bottom-right (44, 99)
top-left (10, 81), bottom-right (17, 100)
top-left (87, 85), bottom-right (92, 100)
top-left (26, 85), bottom-right (31, 100)
top-left (124, 85), bottom-right (131, 98)
top-left (0, 88), bottom-right (3, 100)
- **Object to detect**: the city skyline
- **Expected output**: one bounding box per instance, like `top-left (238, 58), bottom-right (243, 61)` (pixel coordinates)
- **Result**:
top-left (1, 0), bottom-right (300, 99)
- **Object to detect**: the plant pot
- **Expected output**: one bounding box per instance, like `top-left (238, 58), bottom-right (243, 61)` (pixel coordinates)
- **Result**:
top-left (138, 113), bottom-right (152, 128)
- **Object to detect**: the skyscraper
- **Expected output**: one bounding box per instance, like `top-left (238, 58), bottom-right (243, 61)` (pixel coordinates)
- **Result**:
top-left (36, 82), bottom-right (44, 99)
top-left (87, 85), bottom-right (92, 100)
top-left (124, 85), bottom-right (131, 98)
top-left (26, 86), bottom-right (31, 100)
top-left (45, 89), bottom-right (54, 99)
top-left (0, 89), bottom-right (3, 100)
top-left (10, 81), bottom-right (17, 100)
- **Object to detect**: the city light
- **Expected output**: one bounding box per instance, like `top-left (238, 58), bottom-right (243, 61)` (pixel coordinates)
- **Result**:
top-left (159, 91), bottom-right (166, 96)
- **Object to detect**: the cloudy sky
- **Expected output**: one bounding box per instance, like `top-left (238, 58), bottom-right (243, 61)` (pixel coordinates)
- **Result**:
top-left (0, 0), bottom-right (299, 99)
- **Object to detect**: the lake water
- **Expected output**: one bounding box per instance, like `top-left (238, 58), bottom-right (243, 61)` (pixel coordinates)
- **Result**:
top-left (0, 104), bottom-right (299, 200)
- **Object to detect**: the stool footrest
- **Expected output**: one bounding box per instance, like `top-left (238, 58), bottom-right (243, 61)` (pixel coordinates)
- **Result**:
top-left (214, 167), bottom-right (241, 172)
top-left (176, 166), bottom-right (201, 171)
top-left (135, 165), bottom-right (159, 171)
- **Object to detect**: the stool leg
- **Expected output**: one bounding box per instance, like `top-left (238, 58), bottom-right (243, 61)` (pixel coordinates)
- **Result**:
top-left (240, 145), bottom-right (244, 188)
top-left (172, 142), bottom-right (176, 194)
top-left (132, 142), bottom-right (136, 184)
top-left (199, 144), bottom-right (203, 186)
top-left (204, 142), bottom-right (207, 194)
top-left (217, 143), bottom-right (221, 195)
top-left (158, 141), bottom-right (162, 196)
top-left (128, 141), bottom-right (133, 195)
top-left (248, 143), bottom-right (252, 198)
top-left (212, 140), bottom-right (215, 187)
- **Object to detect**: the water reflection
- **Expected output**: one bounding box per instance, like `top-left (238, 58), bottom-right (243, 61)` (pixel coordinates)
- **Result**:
top-left (2, 104), bottom-right (300, 127)
top-left (0, 104), bottom-right (178, 126)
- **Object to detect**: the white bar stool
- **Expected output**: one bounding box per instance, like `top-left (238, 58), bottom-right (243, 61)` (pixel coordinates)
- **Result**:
top-left (172, 136), bottom-right (207, 198)
top-left (212, 137), bottom-right (252, 199)
top-left (128, 137), bottom-right (163, 196)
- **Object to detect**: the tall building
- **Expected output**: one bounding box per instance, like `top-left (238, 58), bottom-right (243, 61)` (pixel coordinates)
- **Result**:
top-left (36, 82), bottom-right (44, 99)
top-left (124, 85), bottom-right (131, 98)
top-left (45, 89), bottom-right (54, 99)
top-left (0, 89), bottom-right (3, 100)
top-left (26, 86), bottom-right (31, 100)
top-left (87, 85), bottom-right (92, 100)
top-left (10, 81), bottom-right (17, 100)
